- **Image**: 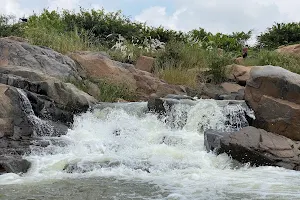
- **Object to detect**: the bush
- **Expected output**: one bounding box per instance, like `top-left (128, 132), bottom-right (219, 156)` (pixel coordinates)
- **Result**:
top-left (257, 22), bottom-right (300, 49)
top-left (0, 15), bottom-right (24, 37)
top-left (155, 41), bottom-right (235, 85)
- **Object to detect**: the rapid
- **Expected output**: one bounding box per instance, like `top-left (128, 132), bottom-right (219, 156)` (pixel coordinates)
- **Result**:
top-left (0, 100), bottom-right (300, 200)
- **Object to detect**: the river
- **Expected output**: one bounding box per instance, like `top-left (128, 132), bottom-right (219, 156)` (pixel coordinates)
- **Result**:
top-left (0, 100), bottom-right (299, 200)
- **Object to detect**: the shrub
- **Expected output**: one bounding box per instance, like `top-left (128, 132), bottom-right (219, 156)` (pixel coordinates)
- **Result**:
top-left (0, 15), bottom-right (24, 37)
top-left (257, 22), bottom-right (300, 49)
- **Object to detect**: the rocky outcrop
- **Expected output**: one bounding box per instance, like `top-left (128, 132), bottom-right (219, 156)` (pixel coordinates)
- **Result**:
top-left (226, 64), bottom-right (252, 86)
top-left (245, 65), bottom-right (300, 141)
top-left (0, 66), bottom-right (97, 119)
top-left (205, 127), bottom-right (300, 171)
top-left (135, 56), bottom-right (155, 73)
top-left (0, 40), bottom-right (99, 174)
top-left (276, 44), bottom-right (300, 56)
top-left (69, 51), bottom-right (185, 100)
top-left (0, 38), bottom-right (80, 79)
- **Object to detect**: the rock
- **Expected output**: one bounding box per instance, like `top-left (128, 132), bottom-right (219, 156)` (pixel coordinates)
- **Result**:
top-left (205, 127), bottom-right (300, 171)
top-left (0, 38), bottom-right (79, 79)
top-left (135, 56), bottom-right (155, 73)
top-left (276, 44), bottom-right (300, 56)
top-left (234, 57), bottom-right (244, 65)
top-left (0, 66), bottom-right (97, 115)
top-left (0, 156), bottom-right (31, 174)
top-left (199, 83), bottom-right (227, 99)
top-left (226, 65), bottom-right (252, 86)
top-left (84, 81), bottom-right (100, 99)
top-left (221, 82), bottom-right (244, 93)
top-left (69, 51), bottom-right (185, 100)
top-left (164, 94), bottom-right (194, 100)
top-left (204, 130), bottom-right (229, 152)
top-left (245, 65), bottom-right (300, 140)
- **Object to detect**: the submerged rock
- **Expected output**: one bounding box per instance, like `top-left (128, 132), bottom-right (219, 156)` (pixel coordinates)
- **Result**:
top-left (205, 126), bottom-right (300, 171)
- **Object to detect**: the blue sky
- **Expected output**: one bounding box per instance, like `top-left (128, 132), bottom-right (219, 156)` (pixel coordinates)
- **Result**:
top-left (1, 0), bottom-right (300, 44)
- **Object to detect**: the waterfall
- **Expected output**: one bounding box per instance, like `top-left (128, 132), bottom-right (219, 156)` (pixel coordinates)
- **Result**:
top-left (17, 89), bottom-right (55, 137)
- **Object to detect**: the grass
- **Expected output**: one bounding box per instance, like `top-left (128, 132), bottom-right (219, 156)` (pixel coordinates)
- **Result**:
top-left (24, 27), bottom-right (105, 54)
top-left (66, 77), bottom-right (136, 102)
top-left (243, 50), bottom-right (300, 74)
top-left (156, 67), bottom-right (199, 88)
top-left (155, 41), bottom-right (235, 86)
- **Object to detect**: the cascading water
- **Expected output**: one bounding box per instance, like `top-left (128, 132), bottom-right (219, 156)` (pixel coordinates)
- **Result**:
top-left (17, 89), bottom-right (55, 136)
top-left (0, 99), bottom-right (300, 200)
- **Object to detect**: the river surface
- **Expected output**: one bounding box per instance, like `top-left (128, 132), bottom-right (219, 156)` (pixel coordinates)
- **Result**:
top-left (0, 100), bottom-right (300, 200)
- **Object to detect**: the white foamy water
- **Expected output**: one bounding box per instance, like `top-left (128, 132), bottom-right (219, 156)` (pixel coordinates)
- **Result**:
top-left (1, 100), bottom-right (300, 200)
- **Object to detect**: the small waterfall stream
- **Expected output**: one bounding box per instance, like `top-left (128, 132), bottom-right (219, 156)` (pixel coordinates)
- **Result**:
top-left (17, 89), bottom-right (55, 137)
top-left (0, 98), bottom-right (299, 200)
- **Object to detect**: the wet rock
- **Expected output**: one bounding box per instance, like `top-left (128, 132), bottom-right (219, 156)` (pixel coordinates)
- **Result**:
top-left (245, 65), bottom-right (300, 140)
top-left (63, 161), bottom-right (121, 173)
top-left (0, 156), bottom-right (31, 174)
top-left (205, 126), bottom-right (300, 171)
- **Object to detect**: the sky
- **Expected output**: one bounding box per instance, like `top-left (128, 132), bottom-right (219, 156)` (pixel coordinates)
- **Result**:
top-left (1, 0), bottom-right (300, 44)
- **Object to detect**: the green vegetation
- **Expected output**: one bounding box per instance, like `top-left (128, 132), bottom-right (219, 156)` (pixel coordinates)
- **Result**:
top-left (67, 78), bottom-right (136, 102)
top-left (257, 22), bottom-right (300, 49)
top-left (2, 8), bottom-right (300, 100)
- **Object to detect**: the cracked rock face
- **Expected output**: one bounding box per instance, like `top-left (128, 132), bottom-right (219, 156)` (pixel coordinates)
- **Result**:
top-left (245, 65), bottom-right (300, 141)
top-left (205, 127), bottom-right (300, 171)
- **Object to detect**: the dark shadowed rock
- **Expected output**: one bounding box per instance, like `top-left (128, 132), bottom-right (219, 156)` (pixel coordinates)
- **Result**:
top-left (205, 126), bottom-right (300, 171)
top-left (0, 156), bottom-right (31, 174)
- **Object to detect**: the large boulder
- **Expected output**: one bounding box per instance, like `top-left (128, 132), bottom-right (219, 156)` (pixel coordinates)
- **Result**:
top-left (245, 65), bottom-right (300, 140)
top-left (0, 66), bottom-right (97, 114)
top-left (205, 127), bottom-right (300, 171)
top-left (0, 38), bottom-right (80, 79)
top-left (69, 51), bottom-right (185, 100)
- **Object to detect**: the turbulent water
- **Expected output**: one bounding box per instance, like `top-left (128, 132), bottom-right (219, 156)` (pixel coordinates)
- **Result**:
top-left (0, 100), bottom-right (300, 200)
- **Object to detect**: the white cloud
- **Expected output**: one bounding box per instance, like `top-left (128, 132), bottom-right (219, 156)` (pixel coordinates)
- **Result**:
top-left (47, 0), bottom-right (80, 11)
top-left (0, 0), bottom-right (29, 17)
top-left (134, 0), bottom-right (300, 45)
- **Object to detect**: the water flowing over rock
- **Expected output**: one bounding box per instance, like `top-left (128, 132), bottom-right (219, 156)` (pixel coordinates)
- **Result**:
top-left (0, 40), bottom-right (98, 174)
top-left (204, 127), bottom-right (300, 171)
top-left (147, 95), bottom-right (254, 131)
top-left (245, 65), bottom-right (300, 141)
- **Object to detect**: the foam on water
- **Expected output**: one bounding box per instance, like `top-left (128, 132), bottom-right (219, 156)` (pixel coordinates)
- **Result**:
top-left (1, 99), bottom-right (300, 199)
